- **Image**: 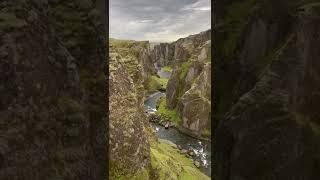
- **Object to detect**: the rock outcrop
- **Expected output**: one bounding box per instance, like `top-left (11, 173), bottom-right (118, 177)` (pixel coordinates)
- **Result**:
top-left (0, 0), bottom-right (107, 179)
top-left (214, 1), bottom-right (320, 179)
top-left (109, 39), bottom-right (151, 178)
top-left (156, 30), bottom-right (212, 138)
top-left (151, 43), bottom-right (174, 67)
top-left (151, 30), bottom-right (211, 68)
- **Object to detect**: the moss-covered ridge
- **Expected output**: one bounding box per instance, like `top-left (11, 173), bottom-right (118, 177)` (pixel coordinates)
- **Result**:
top-left (150, 139), bottom-right (210, 180)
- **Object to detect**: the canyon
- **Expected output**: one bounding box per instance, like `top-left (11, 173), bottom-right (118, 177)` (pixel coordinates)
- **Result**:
top-left (109, 29), bottom-right (212, 179)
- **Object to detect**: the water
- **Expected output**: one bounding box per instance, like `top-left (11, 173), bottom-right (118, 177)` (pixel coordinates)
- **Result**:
top-left (144, 67), bottom-right (211, 177)
top-left (157, 69), bottom-right (171, 78)
top-left (144, 92), bottom-right (165, 113)
top-left (151, 123), bottom-right (212, 176)
top-left (154, 63), bottom-right (172, 79)
top-left (144, 92), bottom-right (212, 177)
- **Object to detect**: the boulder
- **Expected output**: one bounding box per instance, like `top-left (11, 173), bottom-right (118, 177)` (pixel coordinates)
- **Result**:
top-left (194, 161), bottom-right (200, 168)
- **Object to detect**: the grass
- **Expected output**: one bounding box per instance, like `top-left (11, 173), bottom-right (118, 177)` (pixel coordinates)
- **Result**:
top-left (150, 139), bottom-right (210, 180)
top-left (201, 128), bottom-right (211, 138)
top-left (156, 97), bottom-right (181, 125)
top-left (109, 168), bottom-right (150, 180)
top-left (162, 66), bottom-right (173, 72)
top-left (147, 76), bottom-right (169, 92)
top-left (179, 61), bottom-right (192, 80)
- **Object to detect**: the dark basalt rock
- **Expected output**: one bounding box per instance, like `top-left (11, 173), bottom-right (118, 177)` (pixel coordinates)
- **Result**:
top-left (214, 1), bottom-right (320, 179)
top-left (0, 0), bottom-right (107, 179)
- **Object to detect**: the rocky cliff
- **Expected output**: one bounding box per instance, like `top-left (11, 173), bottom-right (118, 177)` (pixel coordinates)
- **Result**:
top-left (109, 38), bottom-right (211, 180)
top-left (0, 0), bottom-right (106, 179)
top-left (154, 30), bottom-right (212, 139)
top-left (109, 39), bottom-right (151, 179)
top-left (214, 1), bottom-right (320, 179)
top-left (152, 30), bottom-right (211, 68)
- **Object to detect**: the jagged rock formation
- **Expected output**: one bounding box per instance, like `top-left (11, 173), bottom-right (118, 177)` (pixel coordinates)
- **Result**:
top-left (109, 39), bottom-right (151, 178)
top-left (0, 0), bottom-right (106, 179)
top-left (151, 43), bottom-right (174, 67)
top-left (214, 1), bottom-right (320, 179)
top-left (154, 30), bottom-right (212, 138)
top-left (152, 30), bottom-right (211, 68)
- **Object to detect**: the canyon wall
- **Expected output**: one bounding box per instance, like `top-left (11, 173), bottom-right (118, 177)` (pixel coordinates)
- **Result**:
top-left (214, 1), bottom-right (320, 179)
top-left (0, 0), bottom-right (107, 179)
top-left (109, 39), bottom-right (152, 178)
top-left (109, 38), bottom-right (211, 180)
top-left (152, 30), bottom-right (212, 138)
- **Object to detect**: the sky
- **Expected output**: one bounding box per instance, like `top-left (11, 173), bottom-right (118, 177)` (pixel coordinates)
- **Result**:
top-left (109, 0), bottom-right (211, 42)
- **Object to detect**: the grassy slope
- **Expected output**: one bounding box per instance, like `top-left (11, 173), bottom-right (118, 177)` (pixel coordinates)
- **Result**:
top-left (147, 76), bottom-right (169, 92)
top-left (150, 139), bottom-right (210, 180)
top-left (162, 66), bottom-right (173, 72)
top-left (156, 97), bottom-right (181, 125)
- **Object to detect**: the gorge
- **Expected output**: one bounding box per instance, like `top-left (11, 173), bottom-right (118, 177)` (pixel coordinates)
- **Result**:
top-left (109, 29), bottom-right (212, 179)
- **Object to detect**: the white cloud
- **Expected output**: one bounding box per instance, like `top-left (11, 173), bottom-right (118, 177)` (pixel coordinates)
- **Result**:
top-left (109, 0), bottom-right (211, 42)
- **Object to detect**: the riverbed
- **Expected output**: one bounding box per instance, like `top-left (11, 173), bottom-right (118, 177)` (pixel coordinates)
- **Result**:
top-left (144, 67), bottom-right (212, 176)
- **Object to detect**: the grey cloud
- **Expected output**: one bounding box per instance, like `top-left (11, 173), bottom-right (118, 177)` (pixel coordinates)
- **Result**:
top-left (110, 0), bottom-right (211, 42)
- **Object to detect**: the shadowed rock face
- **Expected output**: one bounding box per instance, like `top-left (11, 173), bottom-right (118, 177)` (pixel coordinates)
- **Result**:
top-left (0, 0), bottom-right (107, 179)
top-left (214, 1), bottom-right (320, 179)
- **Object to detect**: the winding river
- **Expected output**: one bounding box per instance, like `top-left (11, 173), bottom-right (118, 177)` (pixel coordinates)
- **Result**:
top-left (144, 67), bottom-right (212, 177)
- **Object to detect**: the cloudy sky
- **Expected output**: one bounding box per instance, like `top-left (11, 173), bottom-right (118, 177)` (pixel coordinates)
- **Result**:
top-left (110, 0), bottom-right (211, 42)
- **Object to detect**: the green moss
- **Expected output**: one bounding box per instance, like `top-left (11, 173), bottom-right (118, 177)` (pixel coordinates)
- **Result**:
top-left (110, 168), bottom-right (150, 180)
top-left (150, 139), bottom-right (210, 180)
top-left (201, 128), bottom-right (211, 138)
top-left (156, 97), bottom-right (181, 125)
top-left (162, 66), bottom-right (173, 72)
top-left (179, 61), bottom-right (192, 80)
top-left (147, 76), bottom-right (168, 92)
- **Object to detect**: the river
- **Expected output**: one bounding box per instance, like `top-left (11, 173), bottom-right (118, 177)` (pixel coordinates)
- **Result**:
top-left (144, 67), bottom-right (212, 177)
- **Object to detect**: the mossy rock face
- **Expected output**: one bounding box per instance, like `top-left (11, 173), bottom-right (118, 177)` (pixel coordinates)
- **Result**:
top-left (109, 40), bottom-right (151, 178)
top-left (163, 32), bottom-right (211, 139)
top-left (0, 0), bottom-right (107, 179)
top-left (214, 0), bottom-right (320, 179)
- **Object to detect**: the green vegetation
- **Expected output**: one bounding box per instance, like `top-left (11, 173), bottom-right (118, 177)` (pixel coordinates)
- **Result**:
top-left (147, 76), bottom-right (169, 92)
top-left (156, 97), bottom-right (181, 125)
top-left (110, 168), bottom-right (150, 180)
top-left (179, 61), bottom-right (192, 80)
top-left (201, 128), bottom-right (211, 138)
top-left (150, 139), bottom-right (210, 180)
top-left (162, 66), bottom-right (173, 72)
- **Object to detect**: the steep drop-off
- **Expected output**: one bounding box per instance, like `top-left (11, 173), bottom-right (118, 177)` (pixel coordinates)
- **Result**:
top-left (214, 1), bottom-right (320, 179)
top-left (152, 30), bottom-right (212, 139)
top-left (109, 39), bottom-right (210, 180)
top-left (109, 39), bottom-right (151, 178)
top-left (0, 0), bottom-right (106, 179)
